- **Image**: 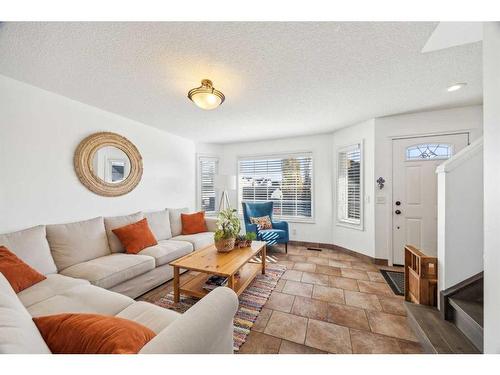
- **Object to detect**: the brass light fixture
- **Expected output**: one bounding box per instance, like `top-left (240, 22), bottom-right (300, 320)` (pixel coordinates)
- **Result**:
top-left (187, 79), bottom-right (225, 110)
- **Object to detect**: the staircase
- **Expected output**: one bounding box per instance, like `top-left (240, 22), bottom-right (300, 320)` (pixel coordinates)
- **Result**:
top-left (405, 272), bottom-right (483, 353)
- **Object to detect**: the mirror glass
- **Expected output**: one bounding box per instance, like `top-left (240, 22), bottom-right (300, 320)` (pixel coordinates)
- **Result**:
top-left (91, 146), bottom-right (131, 183)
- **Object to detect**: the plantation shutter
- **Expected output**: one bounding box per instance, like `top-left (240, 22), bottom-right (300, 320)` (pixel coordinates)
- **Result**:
top-left (337, 144), bottom-right (362, 225)
top-left (199, 157), bottom-right (218, 213)
top-left (238, 154), bottom-right (313, 220)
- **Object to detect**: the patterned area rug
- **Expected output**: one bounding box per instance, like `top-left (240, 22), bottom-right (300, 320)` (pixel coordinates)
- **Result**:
top-left (153, 263), bottom-right (286, 351)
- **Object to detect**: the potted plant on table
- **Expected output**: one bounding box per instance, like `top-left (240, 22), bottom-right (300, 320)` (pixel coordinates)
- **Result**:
top-left (235, 232), bottom-right (257, 248)
top-left (214, 208), bottom-right (241, 252)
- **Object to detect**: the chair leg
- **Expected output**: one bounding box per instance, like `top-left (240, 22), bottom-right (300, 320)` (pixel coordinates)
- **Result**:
top-left (285, 242), bottom-right (288, 254)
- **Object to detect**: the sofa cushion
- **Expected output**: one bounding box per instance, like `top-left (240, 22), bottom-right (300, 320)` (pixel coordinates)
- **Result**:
top-left (59, 253), bottom-right (155, 289)
top-left (205, 217), bottom-right (218, 232)
top-left (104, 212), bottom-right (144, 253)
top-left (0, 273), bottom-right (51, 354)
top-left (144, 209), bottom-right (172, 241)
top-left (46, 217), bottom-right (111, 271)
top-left (181, 211), bottom-right (208, 235)
top-left (171, 232), bottom-right (214, 251)
top-left (33, 313), bottom-right (156, 354)
top-left (167, 207), bottom-right (188, 237)
top-left (0, 245), bottom-right (47, 293)
top-left (117, 301), bottom-right (179, 333)
top-left (112, 218), bottom-right (158, 254)
top-left (27, 283), bottom-right (134, 318)
top-left (0, 225), bottom-right (57, 275)
top-left (17, 274), bottom-right (89, 308)
top-left (138, 240), bottom-right (193, 266)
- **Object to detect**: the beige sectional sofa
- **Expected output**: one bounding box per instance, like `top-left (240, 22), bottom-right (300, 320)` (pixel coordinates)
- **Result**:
top-left (0, 208), bottom-right (239, 354)
top-left (37, 208), bottom-right (217, 298)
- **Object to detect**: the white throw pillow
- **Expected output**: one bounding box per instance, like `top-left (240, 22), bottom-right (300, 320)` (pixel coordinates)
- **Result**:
top-left (46, 217), bottom-right (111, 271)
top-left (167, 208), bottom-right (189, 237)
top-left (144, 209), bottom-right (172, 241)
top-left (0, 225), bottom-right (57, 275)
top-left (104, 212), bottom-right (144, 253)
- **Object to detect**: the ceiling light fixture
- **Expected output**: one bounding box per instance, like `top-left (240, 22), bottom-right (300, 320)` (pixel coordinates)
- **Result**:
top-left (447, 83), bottom-right (467, 92)
top-left (187, 79), bottom-right (225, 110)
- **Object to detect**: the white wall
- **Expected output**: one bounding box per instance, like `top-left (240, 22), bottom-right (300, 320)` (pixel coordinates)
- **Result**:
top-left (332, 120), bottom-right (376, 258)
top-left (205, 108), bottom-right (482, 261)
top-left (0, 75), bottom-right (196, 233)
top-left (195, 142), bottom-right (224, 157)
top-left (483, 22), bottom-right (500, 354)
top-left (219, 133), bottom-right (334, 244)
top-left (374, 106), bottom-right (483, 263)
top-left (436, 139), bottom-right (483, 294)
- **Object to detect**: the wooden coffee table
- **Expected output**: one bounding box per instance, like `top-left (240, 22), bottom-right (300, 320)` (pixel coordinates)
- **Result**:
top-left (169, 241), bottom-right (267, 303)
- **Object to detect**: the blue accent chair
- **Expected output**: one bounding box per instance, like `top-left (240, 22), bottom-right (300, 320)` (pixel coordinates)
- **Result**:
top-left (242, 202), bottom-right (289, 253)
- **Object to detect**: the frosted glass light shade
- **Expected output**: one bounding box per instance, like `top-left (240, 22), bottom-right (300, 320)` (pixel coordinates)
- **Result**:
top-left (188, 79), bottom-right (225, 110)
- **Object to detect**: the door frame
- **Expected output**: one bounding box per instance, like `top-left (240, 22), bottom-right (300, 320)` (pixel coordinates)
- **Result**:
top-left (388, 131), bottom-right (470, 266)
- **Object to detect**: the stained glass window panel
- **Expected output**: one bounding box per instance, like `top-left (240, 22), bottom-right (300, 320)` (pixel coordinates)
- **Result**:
top-left (406, 144), bottom-right (452, 161)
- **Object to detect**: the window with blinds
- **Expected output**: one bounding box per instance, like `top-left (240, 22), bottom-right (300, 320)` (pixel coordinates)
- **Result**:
top-left (198, 156), bottom-right (218, 214)
top-left (238, 154), bottom-right (313, 220)
top-left (337, 144), bottom-right (362, 227)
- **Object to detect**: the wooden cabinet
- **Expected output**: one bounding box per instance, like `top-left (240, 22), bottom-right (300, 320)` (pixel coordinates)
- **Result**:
top-left (404, 245), bottom-right (438, 306)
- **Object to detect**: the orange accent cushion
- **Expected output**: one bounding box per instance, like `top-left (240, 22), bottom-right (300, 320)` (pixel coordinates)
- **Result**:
top-left (33, 313), bottom-right (156, 354)
top-left (0, 245), bottom-right (46, 293)
top-left (112, 218), bottom-right (158, 254)
top-left (181, 211), bottom-right (208, 235)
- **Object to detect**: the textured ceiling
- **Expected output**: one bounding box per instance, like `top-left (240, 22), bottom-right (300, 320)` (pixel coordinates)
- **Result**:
top-left (0, 22), bottom-right (482, 143)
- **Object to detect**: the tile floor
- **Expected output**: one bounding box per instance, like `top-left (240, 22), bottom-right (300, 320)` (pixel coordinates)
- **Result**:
top-left (138, 244), bottom-right (424, 354)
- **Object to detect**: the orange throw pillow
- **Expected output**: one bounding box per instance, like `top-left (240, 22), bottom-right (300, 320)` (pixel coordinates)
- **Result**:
top-left (112, 218), bottom-right (158, 254)
top-left (0, 245), bottom-right (46, 293)
top-left (181, 211), bottom-right (208, 235)
top-left (33, 313), bottom-right (156, 354)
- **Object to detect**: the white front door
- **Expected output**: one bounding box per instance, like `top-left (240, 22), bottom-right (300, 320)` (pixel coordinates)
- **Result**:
top-left (392, 133), bottom-right (469, 265)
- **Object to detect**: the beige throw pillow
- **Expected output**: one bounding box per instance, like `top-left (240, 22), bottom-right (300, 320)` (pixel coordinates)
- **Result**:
top-left (144, 210), bottom-right (172, 241)
top-left (0, 225), bottom-right (57, 275)
top-left (46, 217), bottom-right (111, 271)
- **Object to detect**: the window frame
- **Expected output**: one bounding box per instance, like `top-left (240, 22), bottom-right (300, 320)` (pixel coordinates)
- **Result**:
top-left (405, 143), bottom-right (454, 161)
top-left (335, 141), bottom-right (364, 231)
top-left (196, 154), bottom-right (219, 216)
top-left (237, 151), bottom-right (315, 223)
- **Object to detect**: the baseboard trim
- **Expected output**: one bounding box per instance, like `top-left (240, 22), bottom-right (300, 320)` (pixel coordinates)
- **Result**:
top-left (288, 240), bottom-right (388, 266)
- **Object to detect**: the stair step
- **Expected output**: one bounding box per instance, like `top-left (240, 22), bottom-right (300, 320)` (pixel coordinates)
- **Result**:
top-left (448, 297), bottom-right (483, 352)
top-left (449, 297), bottom-right (483, 327)
top-left (405, 302), bottom-right (480, 354)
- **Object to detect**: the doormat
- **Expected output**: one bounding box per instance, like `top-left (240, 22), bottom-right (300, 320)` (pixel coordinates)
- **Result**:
top-left (380, 270), bottom-right (405, 296)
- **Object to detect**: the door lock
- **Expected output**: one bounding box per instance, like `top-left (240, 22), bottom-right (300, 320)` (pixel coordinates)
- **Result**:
top-left (395, 209), bottom-right (402, 215)
top-left (395, 201), bottom-right (401, 206)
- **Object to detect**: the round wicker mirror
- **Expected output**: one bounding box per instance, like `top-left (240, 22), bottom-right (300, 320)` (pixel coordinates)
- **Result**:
top-left (74, 132), bottom-right (143, 197)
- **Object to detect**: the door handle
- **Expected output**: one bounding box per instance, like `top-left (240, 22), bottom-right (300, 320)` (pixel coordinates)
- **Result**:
top-left (395, 209), bottom-right (402, 215)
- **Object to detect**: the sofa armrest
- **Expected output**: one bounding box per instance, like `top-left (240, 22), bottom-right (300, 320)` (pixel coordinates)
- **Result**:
top-left (139, 287), bottom-right (238, 354)
top-left (205, 217), bottom-right (218, 232)
top-left (272, 220), bottom-right (288, 232)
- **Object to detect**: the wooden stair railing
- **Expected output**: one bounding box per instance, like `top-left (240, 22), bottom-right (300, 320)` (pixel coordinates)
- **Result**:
top-left (404, 245), bottom-right (438, 306)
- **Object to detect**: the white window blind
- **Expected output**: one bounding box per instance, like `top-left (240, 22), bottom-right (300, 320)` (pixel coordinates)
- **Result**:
top-left (198, 157), bottom-right (218, 213)
top-left (238, 153), bottom-right (313, 220)
top-left (337, 144), bottom-right (362, 226)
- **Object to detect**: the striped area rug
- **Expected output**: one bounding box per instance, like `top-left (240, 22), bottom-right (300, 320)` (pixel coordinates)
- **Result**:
top-left (153, 263), bottom-right (286, 351)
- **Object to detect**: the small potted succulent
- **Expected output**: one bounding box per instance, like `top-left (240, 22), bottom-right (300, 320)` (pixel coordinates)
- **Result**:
top-left (214, 208), bottom-right (241, 252)
top-left (235, 232), bottom-right (257, 248)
